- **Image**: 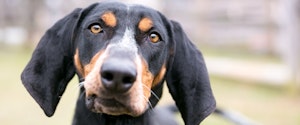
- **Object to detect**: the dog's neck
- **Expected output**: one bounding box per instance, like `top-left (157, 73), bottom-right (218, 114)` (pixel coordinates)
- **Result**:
top-left (99, 113), bottom-right (152, 125)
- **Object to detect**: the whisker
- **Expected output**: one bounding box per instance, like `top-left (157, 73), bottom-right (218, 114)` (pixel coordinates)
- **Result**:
top-left (79, 81), bottom-right (85, 88)
top-left (142, 96), bottom-right (153, 110)
top-left (78, 79), bottom-right (86, 99)
top-left (142, 84), bottom-right (160, 101)
top-left (79, 89), bottom-right (86, 99)
top-left (67, 81), bottom-right (84, 94)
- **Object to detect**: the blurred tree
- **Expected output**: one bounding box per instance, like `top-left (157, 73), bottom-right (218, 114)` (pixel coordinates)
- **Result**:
top-left (24, 0), bottom-right (44, 44)
top-left (292, 0), bottom-right (300, 91)
top-left (0, 0), bottom-right (44, 44)
top-left (279, 0), bottom-right (300, 92)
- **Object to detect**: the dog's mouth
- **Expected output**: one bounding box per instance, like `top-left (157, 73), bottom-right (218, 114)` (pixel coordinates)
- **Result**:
top-left (97, 98), bottom-right (125, 108)
top-left (86, 97), bottom-right (127, 115)
top-left (85, 94), bottom-right (148, 117)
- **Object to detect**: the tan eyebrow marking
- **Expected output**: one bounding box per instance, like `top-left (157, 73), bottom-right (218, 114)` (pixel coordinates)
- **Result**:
top-left (138, 17), bottom-right (153, 32)
top-left (101, 11), bottom-right (117, 27)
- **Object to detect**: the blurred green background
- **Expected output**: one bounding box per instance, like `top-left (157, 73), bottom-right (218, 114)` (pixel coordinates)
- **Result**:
top-left (1, 0), bottom-right (300, 125)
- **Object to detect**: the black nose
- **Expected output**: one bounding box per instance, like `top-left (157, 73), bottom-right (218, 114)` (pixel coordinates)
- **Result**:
top-left (100, 58), bottom-right (137, 93)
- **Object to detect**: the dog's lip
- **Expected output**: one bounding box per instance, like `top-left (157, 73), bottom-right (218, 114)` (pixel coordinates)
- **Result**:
top-left (89, 96), bottom-right (147, 117)
top-left (93, 97), bottom-right (133, 115)
top-left (98, 98), bottom-right (125, 107)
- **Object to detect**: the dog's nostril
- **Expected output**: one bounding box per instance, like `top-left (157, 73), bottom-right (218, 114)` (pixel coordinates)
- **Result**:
top-left (100, 69), bottom-right (136, 92)
top-left (102, 72), bottom-right (114, 81)
top-left (123, 76), bottom-right (136, 84)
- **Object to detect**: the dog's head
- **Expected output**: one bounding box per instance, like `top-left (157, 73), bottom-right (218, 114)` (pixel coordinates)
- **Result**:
top-left (21, 2), bottom-right (215, 124)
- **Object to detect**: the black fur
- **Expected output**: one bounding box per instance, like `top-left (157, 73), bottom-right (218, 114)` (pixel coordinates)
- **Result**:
top-left (166, 21), bottom-right (216, 124)
top-left (21, 8), bottom-right (81, 116)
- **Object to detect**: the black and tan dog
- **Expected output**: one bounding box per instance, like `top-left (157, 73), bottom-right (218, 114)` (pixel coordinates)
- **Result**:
top-left (21, 2), bottom-right (216, 125)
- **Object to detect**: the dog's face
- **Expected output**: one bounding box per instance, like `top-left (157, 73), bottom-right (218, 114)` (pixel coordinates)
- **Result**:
top-left (21, 2), bottom-right (215, 124)
top-left (73, 3), bottom-right (169, 116)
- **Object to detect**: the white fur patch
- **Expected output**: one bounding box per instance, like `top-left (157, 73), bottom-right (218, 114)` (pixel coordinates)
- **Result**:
top-left (108, 28), bottom-right (138, 53)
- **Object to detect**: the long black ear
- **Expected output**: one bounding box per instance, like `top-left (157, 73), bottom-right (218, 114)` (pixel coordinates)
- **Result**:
top-left (21, 8), bottom-right (82, 117)
top-left (166, 21), bottom-right (216, 124)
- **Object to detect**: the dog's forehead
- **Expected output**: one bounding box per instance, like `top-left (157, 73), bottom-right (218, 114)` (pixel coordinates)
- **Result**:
top-left (89, 2), bottom-right (162, 28)
top-left (93, 2), bottom-right (158, 15)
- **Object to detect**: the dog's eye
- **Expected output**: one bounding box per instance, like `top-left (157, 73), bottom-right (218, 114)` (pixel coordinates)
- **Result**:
top-left (149, 33), bottom-right (160, 43)
top-left (90, 24), bottom-right (102, 34)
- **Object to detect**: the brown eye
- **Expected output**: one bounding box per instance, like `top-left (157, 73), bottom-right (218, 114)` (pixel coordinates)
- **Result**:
top-left (149, 33), bottom-right (160, 43)
top-left (90, 24), bottom-right (102, 34)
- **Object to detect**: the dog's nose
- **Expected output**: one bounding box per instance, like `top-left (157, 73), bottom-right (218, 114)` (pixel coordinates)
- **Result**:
top-left (100, 58), bottom-right (137, 93)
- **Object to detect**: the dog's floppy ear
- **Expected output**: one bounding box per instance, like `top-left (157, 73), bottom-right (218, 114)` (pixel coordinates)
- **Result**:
top-left (166, 21), bottom-right (216, 124)
top-left (21, 8), bottom-right (83, 117)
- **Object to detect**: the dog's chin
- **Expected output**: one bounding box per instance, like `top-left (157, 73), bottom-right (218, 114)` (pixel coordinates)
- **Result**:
top-left (88, 98), bottom-right (149, 117)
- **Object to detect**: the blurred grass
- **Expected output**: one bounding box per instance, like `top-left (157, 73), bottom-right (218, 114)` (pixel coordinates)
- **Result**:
top-left (208, 75), bottom-right (300, 125)
top-left (0, 45), bottom-right (300, 125)
top-left (199, 45), bottom-right (281, 63)
top-left (0, 46), bottom-right (78, 125)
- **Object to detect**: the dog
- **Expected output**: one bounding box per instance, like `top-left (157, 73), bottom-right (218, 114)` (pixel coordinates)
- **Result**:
top-left (21, 2), bottom-right (216, 125)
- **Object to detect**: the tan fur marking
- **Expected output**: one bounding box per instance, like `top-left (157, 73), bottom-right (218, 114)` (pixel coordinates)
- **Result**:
top-left (152, 64), bottom-right (166, 87)
top-left (83, 51), bottom-right (103, 76)
top-left (138, 17), bottom-right (153, 32)
top-left (84, 50), bottom-right (107, 98)
top-left (101, 11), bottom-right (117, 27)
top-left (74, 49), bottom-right (84, 76)
top-left (140, 58), bottom-right (154, 99)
